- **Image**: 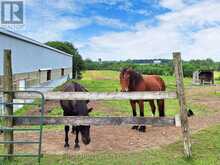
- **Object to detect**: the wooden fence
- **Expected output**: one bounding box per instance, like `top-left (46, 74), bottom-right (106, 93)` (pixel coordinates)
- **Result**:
top-left (1, 49), bottom-right (192, 161)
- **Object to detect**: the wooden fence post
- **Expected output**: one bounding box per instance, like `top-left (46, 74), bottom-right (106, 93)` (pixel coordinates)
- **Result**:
top-left (173, 52), bottom-right (192, 158)
top-left (3, 49), bottom-right (14, 160)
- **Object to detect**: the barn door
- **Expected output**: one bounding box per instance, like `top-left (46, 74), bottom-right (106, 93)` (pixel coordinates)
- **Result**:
top-left (61, 68), bottom-right (64, 76)
top-left (19, 79), bottom-right (26, 91)
top-left (47, 70), bottom-right (51, 81)
top-left (14, 79), bottom-right (27, 109)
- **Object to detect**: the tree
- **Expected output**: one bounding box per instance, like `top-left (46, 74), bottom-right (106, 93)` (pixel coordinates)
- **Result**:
top-left (46, 41), bottom-right (85, 79)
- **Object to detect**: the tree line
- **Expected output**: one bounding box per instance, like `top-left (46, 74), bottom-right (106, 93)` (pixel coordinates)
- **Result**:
top-left (85, 58), bottom-right (220, 77)
top-left (46, 41), bottom-right (220, 78)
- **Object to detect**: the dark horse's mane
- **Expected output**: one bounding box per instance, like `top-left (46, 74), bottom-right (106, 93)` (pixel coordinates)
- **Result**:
top-left (121, 68), bottom-right (143, 90)
top-left (63, 82), bottom-right (88, 92)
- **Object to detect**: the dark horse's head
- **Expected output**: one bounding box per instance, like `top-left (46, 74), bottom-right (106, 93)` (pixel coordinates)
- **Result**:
top-left (120, 68), bottom-right (143, 92)
top-left (60, 82), bottom-right (93, 146)
top-left (75, 101), bottom-right (92, 145)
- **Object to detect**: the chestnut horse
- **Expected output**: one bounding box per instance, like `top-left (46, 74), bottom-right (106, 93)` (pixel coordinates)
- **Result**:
top-left (120, 68), bottom-right (166, 132)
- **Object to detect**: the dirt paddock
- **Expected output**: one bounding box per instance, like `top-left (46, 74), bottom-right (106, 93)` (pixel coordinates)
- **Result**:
top-left (6, 112), bottom-right (219, 155)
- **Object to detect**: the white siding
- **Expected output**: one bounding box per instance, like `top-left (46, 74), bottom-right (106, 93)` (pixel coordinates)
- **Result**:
top-left (0, 33), bottom-right (72, 75)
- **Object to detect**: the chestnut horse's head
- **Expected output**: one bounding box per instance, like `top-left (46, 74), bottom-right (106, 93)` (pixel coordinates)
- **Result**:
top-left (120, 68), bottom-right (131, 92)
top-left (120, 68), bottom-right (143, 92)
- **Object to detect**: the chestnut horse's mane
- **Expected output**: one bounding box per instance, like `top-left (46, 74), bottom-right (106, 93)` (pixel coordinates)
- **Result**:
top-left (121, 68), bottom-right (143, 90)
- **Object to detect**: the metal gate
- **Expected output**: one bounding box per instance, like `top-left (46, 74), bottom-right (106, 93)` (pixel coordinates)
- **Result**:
top-left (0, 91), bottom-right (45, 163)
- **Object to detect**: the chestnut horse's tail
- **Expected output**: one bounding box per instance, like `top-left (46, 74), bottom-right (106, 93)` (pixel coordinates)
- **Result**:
top-left (159, 77), bottom-right (165, 117)
top-left (157, 99), bottom-right (165, 117)
top-left (154, 76), bottom-right (166, 117)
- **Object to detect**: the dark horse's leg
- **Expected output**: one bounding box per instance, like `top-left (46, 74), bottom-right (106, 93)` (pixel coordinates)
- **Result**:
top-left (71, 125), bottom-right (76, 134)
top-left (157, 99), bottom-right (165, 117)
top-left (74, 126), bottom-right (80, 149)
top-left (64, 125), bottom-right (70, 148)
top-left (149, 100), bottom-right (156, 117)
top-left (130, 100), bottom-right (138, 130)
top-left (138, 101), bottom-right (146, 132)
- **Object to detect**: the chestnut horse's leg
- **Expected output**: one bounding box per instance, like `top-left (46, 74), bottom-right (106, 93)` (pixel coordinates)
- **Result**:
top-left (149, 100), bottom-right (156, 117)
top-left (130, 100), bottom-right (138, 130)
top-left (64, 125), bottom-right (70, 148)
top-left (74, 126), bottom-right (80, 149)
top-left (138, 101), bottom-right (146, 132)
top-left (157, 99), bottom-right (165, 117)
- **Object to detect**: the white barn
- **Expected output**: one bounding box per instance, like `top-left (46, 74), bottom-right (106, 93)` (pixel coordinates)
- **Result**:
top-left (0, 27), bottom-right (72, 75)
top-left (0, 28), bottom-right (73, 111)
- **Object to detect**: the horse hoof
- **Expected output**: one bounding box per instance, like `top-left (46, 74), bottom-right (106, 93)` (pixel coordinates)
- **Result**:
top-left (74, 144), bottom-right (80, 150)
top-left (131, 125), bottom-right (139, 130)
top-left (138, 126), bottom-right (146, 132)
top-left (64, 144), bottom-right (70, 148)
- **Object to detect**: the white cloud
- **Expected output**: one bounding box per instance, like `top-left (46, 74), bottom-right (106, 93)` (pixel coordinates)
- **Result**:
top-left (47, 0), bottom-right (79, 12)
top-left (159, 0), bottom-right (186, 11)
top-left (82, 24), bottom-right (184, 60)
top-left (186, 27), bottom-right (220, 59)
top-left (22, 15), bottom-right (128, 42)
top-left (159, 0), bottom-right (220, 26)
top-left (93, 16), bottom-right (129, 29)
top-left (79, 0), bottom-right (220, 61)
top-left (24, 17), bottom-right (91, 42)
top-left (17, 0), bottom-right (128, 42)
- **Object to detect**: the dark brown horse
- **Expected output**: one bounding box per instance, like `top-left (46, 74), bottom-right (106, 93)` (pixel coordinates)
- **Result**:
top-left (60, 82), bottom-right (92, 149)
top-left (120, 68), bottom-right (166, 132)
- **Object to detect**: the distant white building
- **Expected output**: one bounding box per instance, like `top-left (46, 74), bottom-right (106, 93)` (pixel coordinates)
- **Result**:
top-left (153, 60), bottom-right (161, 64)
top-left (0, 27), bottom-right (72, 75)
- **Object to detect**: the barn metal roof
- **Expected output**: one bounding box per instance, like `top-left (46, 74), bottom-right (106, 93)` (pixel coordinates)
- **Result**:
top-left (0, 27), bottom-right (72, 57)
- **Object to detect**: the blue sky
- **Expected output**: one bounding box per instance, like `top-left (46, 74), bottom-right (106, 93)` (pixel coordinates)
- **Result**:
top-left (5, 0), bottom-right (220, 61)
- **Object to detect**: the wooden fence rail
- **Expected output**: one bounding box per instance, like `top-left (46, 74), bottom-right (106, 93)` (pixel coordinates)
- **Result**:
top-left (2, 116), bottom-right (177, 126)
top-left (14, 91), bottom-right (177, 100)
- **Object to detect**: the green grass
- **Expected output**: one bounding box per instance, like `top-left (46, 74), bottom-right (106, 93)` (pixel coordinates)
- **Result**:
top-left (214, 71), bottom-right (220, 80)
top-left (14, 99), bottom-right (41, 116)
top-left (2, 124), bottom-right (220, 165)
top-left (82, 70), bottom-right (119, 81)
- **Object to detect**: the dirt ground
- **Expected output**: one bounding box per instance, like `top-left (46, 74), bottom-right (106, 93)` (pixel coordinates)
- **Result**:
top-left (1, 86), bottom-right (220, 155)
